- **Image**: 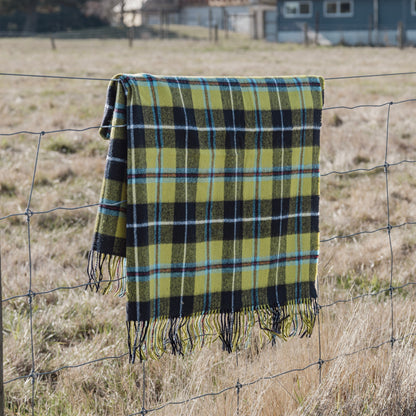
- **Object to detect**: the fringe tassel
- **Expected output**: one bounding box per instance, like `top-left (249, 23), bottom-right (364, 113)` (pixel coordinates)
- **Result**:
top-left (127, 300), bottom-right (318, 362)
top-left (87, 250), bottom-right (126, 296)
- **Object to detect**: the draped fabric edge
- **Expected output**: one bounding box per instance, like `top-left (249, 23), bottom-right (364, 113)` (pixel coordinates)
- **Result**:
top-left (88, 249), bottom-right (318, 361)
top-left (87, 250), bottom-right (127, 297)
top-left (126, 300), bottom-right (318, 362)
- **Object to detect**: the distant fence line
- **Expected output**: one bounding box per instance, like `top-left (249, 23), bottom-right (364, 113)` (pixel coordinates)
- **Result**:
top-left (0, 71), bottom-right (416, 415)
top-left (1, 19), bottom-right (413, 47)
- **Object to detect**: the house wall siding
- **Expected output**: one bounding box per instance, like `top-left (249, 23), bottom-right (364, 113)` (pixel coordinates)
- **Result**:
top-left (277, 0), bottom-right (375, 32)
top-left (378, 0), bottom-right (404, 30)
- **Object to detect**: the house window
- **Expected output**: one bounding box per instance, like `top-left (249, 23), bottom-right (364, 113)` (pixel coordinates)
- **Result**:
top-left (324, 0), bottom-right (354, 17)
top-left (283, 1), bottom-right (313, 18)
top-left (412, 0), bottom-right (416, 16)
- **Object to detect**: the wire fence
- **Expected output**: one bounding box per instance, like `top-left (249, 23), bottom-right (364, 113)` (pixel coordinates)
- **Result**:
top-left (0, 21), bottom-right (235, 46)
top-left (0, 71), bottom-right (416, 415)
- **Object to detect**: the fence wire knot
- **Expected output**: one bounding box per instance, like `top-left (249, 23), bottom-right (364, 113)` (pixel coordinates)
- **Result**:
top-left (25, 209), bottom-right (33, 220)
top-left (28, 370), bottom-right (37, 382)
top-left (236, 380), bottom-right (242, 392)
top-left (139, 408), bottom-right (148, 415)
top-left (318, 359), bottom-right (325, 370)
top-left (27, 289), bottom-right (36, 304)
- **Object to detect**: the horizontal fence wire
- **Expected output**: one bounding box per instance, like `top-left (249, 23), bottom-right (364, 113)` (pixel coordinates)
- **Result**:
top-left (1, 70), bottom-right (416, 83)
top-left (0, 70), bottom-right (416, 415)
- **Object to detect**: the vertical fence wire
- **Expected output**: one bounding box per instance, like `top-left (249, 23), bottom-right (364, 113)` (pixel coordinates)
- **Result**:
top-left (25, 132), bottom-right (44, 416)
top-left (317, 307), bottom-right (322, 385)
top-left (0, 72), bottom-right (416, 415)
top-left (383, 104), bottom-right (396, 350)
top-left (235, 350), bottom-right (240, 416)
top-left (0, 248), bottom-right (4, 416)
top-left (141, 361), bottom-right (147, 415)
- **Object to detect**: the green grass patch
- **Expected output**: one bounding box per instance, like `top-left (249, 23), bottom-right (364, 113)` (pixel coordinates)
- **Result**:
top-left (46, 137), bottom-right (81, 154)
top-left (0, 181), bottom-right (17, 197)
top-left (335, 271), bottom-right (407, 298)
top-left (34, 209), bottom-right (92, 231)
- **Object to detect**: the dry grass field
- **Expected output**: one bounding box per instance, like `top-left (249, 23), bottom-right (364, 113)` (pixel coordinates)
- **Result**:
top-left (1, 27), bottom-right (416, 415)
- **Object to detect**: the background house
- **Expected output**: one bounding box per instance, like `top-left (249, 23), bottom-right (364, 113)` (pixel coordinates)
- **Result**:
top-left (112, 0), bottom-right (416, 45)
top-left (266, 0), bottom-right (416, 45)
top-left (113, 0), bottom-right (275, 35)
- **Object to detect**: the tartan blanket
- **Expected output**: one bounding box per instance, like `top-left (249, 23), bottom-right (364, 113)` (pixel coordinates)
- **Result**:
top-left (89, 73), bottom-right (324, 361)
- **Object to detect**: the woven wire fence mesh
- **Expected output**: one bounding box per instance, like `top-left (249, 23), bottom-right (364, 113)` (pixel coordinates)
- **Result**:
top-left (1, 71), bottom-right (416, 415)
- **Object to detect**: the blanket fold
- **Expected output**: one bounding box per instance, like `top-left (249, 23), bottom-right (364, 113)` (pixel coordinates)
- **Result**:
top-left (89, 73), bottom-right (324, 361)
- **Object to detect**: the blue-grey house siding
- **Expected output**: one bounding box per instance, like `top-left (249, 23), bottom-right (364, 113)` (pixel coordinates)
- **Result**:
top-left (276, 0), bottom-right (372, 32)
top-left (379, 0), bottom-right (416, 29)
top-left (266, 0), bottom-right (416, 45)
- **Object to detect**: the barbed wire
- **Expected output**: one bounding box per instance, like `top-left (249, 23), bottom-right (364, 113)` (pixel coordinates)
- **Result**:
top-left (1, 70), bottom-right (416, 415)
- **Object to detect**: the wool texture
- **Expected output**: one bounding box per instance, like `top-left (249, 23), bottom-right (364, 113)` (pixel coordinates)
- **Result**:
top-left (89, 73), bottom-right (324, 361)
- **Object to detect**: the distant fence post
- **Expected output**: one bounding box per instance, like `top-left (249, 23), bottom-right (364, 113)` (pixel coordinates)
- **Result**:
top-left (303, 22), bottom-right (309, 46)
top-left (252, 11), bottom-right (258, 40)
top-left (222, 7), bottom-right (229, 39)
top-left (314, 11), bottom-right (319, 45)
top-left (209, 8), bottom-right (213, 41)
top-left (0, 249), bottom-right (4, 416)
top-left (160, 10), bottom-right (165, 39)
top-left (368, 14), bottom-right (373, 46)
top-left (261, 9), bottom-right (266, 39)
top-left (129, 27), bottom-right (134, 47)
top-left (397, 21), bottom-right (404, 49)
top-left (50, 36), bottom-right (56, 50)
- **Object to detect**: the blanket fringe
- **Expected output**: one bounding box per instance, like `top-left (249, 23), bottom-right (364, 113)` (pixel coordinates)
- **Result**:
top-left (127, 300), bottom-right (318, 362)
top-left (87, 250), bottom-right (126, 297)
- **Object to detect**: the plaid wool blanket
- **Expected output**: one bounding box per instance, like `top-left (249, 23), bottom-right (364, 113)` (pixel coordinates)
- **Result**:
top-left (89, 73), bottom-right (324, 361)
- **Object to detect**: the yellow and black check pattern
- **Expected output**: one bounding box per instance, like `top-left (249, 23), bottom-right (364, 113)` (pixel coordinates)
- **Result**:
top-left (89, 74), bottom-right (324, 360)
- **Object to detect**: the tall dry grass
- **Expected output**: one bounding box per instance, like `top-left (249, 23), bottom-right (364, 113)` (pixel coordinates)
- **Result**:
top-left (1, 29), bottom-right (416, 415)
